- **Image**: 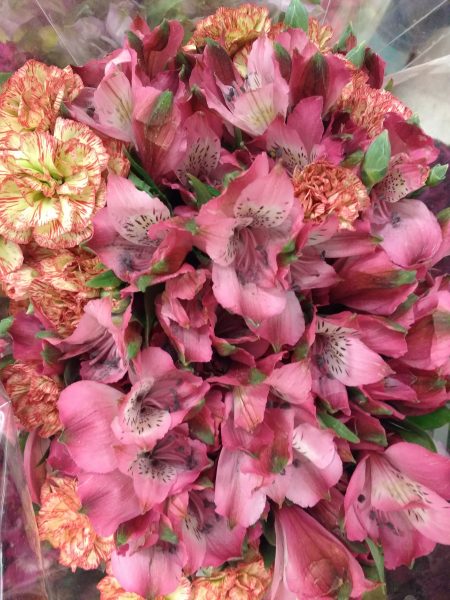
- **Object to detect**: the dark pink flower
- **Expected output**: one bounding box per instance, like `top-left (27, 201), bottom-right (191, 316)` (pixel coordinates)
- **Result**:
top-left (271, 505), bottom-right (372, 599)
top-left (344, 443), bottom-right (450, 568)
top-left (155, 269), bottom-right (216, 363)
top-left (196, 154), bottom-right (302, 322)
top-left (53, 296), bottom-right (132, 383)
top-left (57, 347), bottom-right (210, 535)
top-left (90, 174), bottom-right (192, 285)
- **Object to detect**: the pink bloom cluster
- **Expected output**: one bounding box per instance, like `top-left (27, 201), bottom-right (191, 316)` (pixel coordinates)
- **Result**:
top-left (2, 4), bottom-right (450, 599)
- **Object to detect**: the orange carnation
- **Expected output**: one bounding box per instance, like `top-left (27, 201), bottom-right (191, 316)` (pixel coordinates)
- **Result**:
top-left (37, 476), bottom-right (115, 571)
top-left (0, 60), bottom-right (83, 140)
top-left (2, 361), bottom-right (62, 437)
top-left (191, 559), bottom-right (272, 600)
top-left (293, 161), bottom-right (370, 229)
top-left (0, 118), bottom-right (108, 248)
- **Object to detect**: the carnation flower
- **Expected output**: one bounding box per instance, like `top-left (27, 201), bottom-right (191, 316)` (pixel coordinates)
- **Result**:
top-left (0, 60), bottom-right (83, 140)
top-left (338, 76), bottom-right (412, 138)
top-left (2, 361), bottom-right (62, 437)
top-left (292, 161), bottom-right (370, 228)
top-left (191, 559), bottom-right (272, 600)
top-left (0, 117), bottom-right (108, 248)
top-left (0, 235), bottom-right (23, 279)
top-left (97, 574), bottom-right (191, 600)
top-left (37, 476), bottom-right (114, 571)
top-left (185, 4), bottom-right (281, 74)
top-left (28, 249), bottom-right (102, 336)
top-left (308, 18), bottom-right (333, 52)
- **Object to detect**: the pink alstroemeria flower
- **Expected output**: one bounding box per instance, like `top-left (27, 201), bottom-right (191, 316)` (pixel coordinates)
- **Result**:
top-left (271, 505), bottom-right (372, 600)
top-left (267, 420), bottom-right (343, 508)
top-left (155, 268), bottom-right (216, 363)
top-left (58, 347), bottom-right (209, 535)
top-left (332, 249), bottom-right (418, 316)
top-left (196, 154), bottom-right (303, 323)
top-left (344, 442), bottom-right (450, 569)
top-left (400, 279), bottom-right (450, 370)
top-left (192, 36), bottom-right (289, 136)
top-left (111, 539), bottom-right (187, 598)
top-left (211, 356), bottom-right (313, 432)
top-left (52, 296), bottom-right (132, 383)
top-left (263, 96), bottom-right (343, 174)
top-left (90, 174), bottom-right (192, 285)
top-left (372, 199), bottom-right (442, 273)
top-left (313, 313), bottom-right (392, 384)
top-left (168, 488), bottom-right (246, 574)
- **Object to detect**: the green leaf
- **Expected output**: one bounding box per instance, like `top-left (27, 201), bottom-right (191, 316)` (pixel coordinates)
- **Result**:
top-left (262, 514), bottom-right (276, 546)
top-left (260, 536), bottom-right (276, 569)
top-left (284, 0), bottom-right (309, 31)
top-left (116, 527), bottom-right (129, 547)
top-left (366, 538), bottom-right (385, 583)
top-left (249, 368), bottom-right (267, 385)
top-left (41, 345), bottom-right (61, 366)
top-left (147, 90), bottom-right (173, 127)
top-left (274, 42), bottom-right (292, 79)
top-left (384, 78), bottom-right (394, 92)
top-left (333, 24), bottom-right (354, 52)
top-left (222, 170), bottom-right (241, 187)
top-left (362, 584), bottom-right (387, 600)
top-left (0, 72), bottom-right (12, 88)
top-left (408, 406), bottom-right (450, 430)
top-left (137, 275), bottom-right (153, 292)
top-left (86, 269), bottom-right (122, 289)
top-left (346, 42), bottom-right (366, 68)
top-left (341, 150), bottom-right (364, 168)
top-left (124, 149), bottom-right (171, 210)
top-left (127, 340), bottom-right (141, 360)
top-left (0, 316), bottom-right (14, 335)
top-left (0, 355), bottom-right (14, 370)
top-left (318, 412), bottom-right (360, 443)
top-left (387, 419), bottom-right (437, 452)
top-left (361, 131), bottom-right (391, 187)
top-left (190, 423), bottom-right (215, 445)
top-left (187, 174), bottom-right (220, 206)
top-left (35, 330), bottom-right (59, 339)
top-left (126, 31), bottom-right (143, 55)
top-left (160, 525), bottom-right (179, 545)
top-left (390, 269), bottom-right (417, 286)
top-left (426, 163), bottom-right (448, 187)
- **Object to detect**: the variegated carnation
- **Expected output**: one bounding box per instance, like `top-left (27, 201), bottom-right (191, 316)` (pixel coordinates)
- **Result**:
top-left (0, 118), bottom-right (108, 248)
top-left (308, 18), bottom-right (333, 52)
top-left (185, 4), bottom-right (281, 74)
top-left (2, 361), bottom-right (62, 437)
top-left (0, 234), bottom-right (23, 278)
top-left (28, 249), bottom-right (102, 336)
top-left (338, 75), bottom-right (413, 138)
top-left (97, 575), bottom-right (191, 600)
top-left (37, 476), bottom-right (115, 571)
top-left (191, 559), bottom-right (272, 600)
top-left (0, 60), bottom-right (83, 140)
top-left (293, 161), bottom-right (370, 229)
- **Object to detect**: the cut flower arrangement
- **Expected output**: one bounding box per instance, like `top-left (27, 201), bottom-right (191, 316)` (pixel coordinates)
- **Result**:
top-left (0, 1), bottom-right (450, 599)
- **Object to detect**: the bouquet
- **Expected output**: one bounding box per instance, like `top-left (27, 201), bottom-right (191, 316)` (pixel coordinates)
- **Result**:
top-left (0, 1), bottom-right (449, 598)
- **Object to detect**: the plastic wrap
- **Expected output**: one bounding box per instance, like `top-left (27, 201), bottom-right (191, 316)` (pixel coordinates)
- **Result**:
top-left (0, 2), bottom-right (449, 599)
top-left (0, 388), bottom-right (48, 600)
